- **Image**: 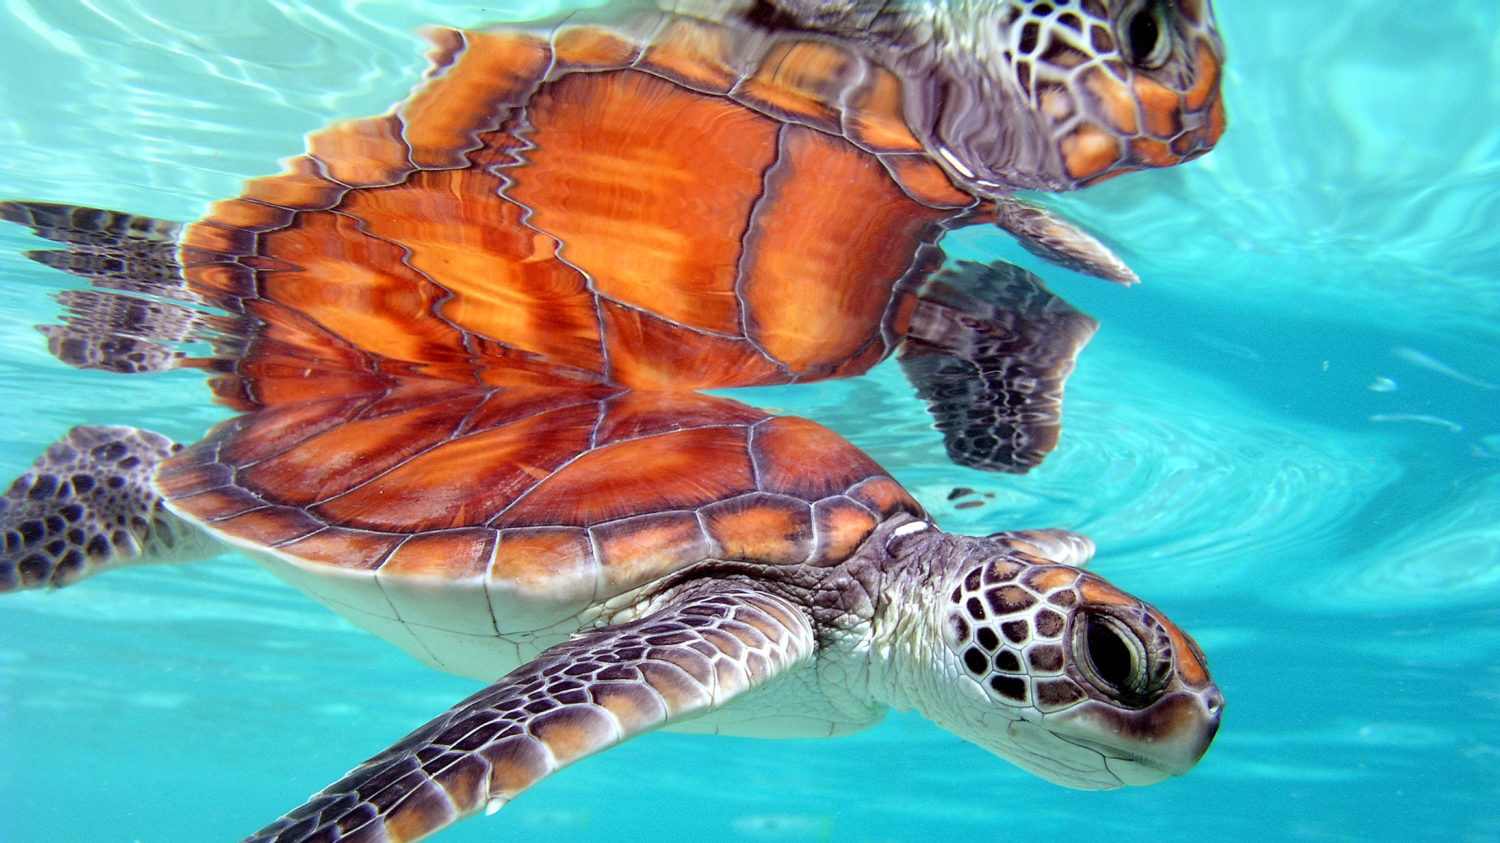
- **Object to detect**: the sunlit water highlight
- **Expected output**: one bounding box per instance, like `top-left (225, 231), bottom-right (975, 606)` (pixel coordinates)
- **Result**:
top-left (2, 1), bottom-right (1498, 842)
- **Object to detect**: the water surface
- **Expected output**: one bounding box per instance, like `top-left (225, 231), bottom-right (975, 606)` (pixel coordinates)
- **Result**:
top-left (2, 1), bottom-right (1498, 841)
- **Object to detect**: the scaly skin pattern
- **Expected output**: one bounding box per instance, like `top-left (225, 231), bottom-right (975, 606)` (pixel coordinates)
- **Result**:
top-left (242, 582), bottom-right (816, 843)
top-left (871, 522), bottom-right (1223, 790)
top-left (0, 426), bottom-right (219, 591)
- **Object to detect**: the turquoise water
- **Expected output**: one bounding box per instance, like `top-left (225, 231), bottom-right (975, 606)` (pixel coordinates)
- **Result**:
top-left (1, 0), bottom-right (1497, 840)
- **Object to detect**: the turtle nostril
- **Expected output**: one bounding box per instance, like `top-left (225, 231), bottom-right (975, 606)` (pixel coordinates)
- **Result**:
top-left (1202, 688), bottom-right (1225, 717)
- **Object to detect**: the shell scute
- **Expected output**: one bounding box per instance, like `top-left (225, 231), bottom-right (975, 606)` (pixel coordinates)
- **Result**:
top-left (380, 529), bottom-right (496, 579)
top-left (846, 476), bottom-right (923, 520)
top-left (551, 24), bottom-right (641, 71)
top-left (214, 392), bottom-right (383, 466)
top-left (489, 526), bottom-right (597, 591)
top-left (503, 69), bottom-right (774, 336)
top-left (233, 154), bottom-right (347, 214)
top-left (237, 392), bottom-right (489, 508)
top-left (635, 15), bottom-right (743, 94)
top-left (592, 511), bottom-right (713, 592)
top-left (599, 301), bottom-right (787, 390)
top-left (201, 197), bottom-right (296, 234)
top-left (843, 66), bottom-right (925, 153)
top-left (750, 416), bottom-right (893, 502)
top-left (699, 493), bottom-right (815, 567)
top-left (809, 497), bottom-right (880, 568)
top-left (732, 38), bottom-right (860, 133)
top-left (180, 261), bottom-right (255, 298)
top-left (273, 528), bottom-right (405, 571)
top-left (462, 384), bottom-right (614, 437)
top-left (307, 113), bottom-right (414, 188)
top-left (310, 401), bottom-right (602, 532)
top-left (494, 424), bottom-right (757, 529)
top-left (879, 152), bottom-right (984, 209)
top-left (205, 505), bottom-right (325, 550)
top-left (399, 28), bottom-right (551, 169)
top-left (593, 390), bottom-right (764, 444)
top-left (167, 483), bottom-right (263, 525)
top-left (738, 125), bottom-right (948, 374)
top-left (257, 213), bottom-right (472, 369)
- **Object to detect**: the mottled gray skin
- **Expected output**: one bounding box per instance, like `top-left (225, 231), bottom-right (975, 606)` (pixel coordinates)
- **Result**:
top-left (0, 426), bottom-right (215, 590)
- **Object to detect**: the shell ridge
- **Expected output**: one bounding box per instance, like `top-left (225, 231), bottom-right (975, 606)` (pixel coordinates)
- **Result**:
top-left (399, 28), bottom-right (555, 172)
top-left (586, 391), bottom-right (613, 451)
top-left (267, 524), bottom-right (330, 550)
top-left (478, 103), bottom-right (613, 383)
top-left (592, 295), bottom-right (763, 344)
top-left (744, 416), bottom-right (773, 494)
top-left (447, 385), bottom-right (504, 439)
top-left (732, 122), bottom-right (802, 382)
top-left (324, 205), bottom-right (491, 372)
top-left (289, 390), bottom-right (603, 521)
top-left (480, 399), bottom-right (612, 528)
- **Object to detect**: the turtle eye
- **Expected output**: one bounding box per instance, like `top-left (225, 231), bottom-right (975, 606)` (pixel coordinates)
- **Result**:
top-left (1121, 2), bottom-right (1171, 69)
top-left (1075, 612), bottom-right (1149, 698)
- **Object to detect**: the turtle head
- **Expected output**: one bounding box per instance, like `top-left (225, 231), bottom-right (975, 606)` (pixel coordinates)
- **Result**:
top-left (812, 0), bottom-right (1228, 192)
top-left (886, 526), bottom-right (1222, 788)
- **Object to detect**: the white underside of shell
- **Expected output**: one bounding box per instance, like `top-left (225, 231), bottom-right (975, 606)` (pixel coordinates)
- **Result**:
top-left (195, 523), bottom-right (889, 739)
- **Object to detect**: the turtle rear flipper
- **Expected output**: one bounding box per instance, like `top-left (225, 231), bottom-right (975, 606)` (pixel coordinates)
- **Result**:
top-left (899, 261), bottom-right (1098, 473)
top-left (242, 581), bottom-right (815, 843)
top-left (0, 426), bottom-right (220, 592)
top-left (1, 200), bottom-right (235, 373)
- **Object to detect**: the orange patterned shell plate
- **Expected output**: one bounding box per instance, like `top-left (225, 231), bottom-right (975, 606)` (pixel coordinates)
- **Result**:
top-left (178, 18), bottom-right (992, 409)
top-left (160, 380), bottom-right (921, 614)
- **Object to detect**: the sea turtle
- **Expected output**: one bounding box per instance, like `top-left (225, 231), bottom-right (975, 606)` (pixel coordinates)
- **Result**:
top-left (0, 2), bottom-right (1225, 840)
top-left (0, 275), bottom-right (1222, 841)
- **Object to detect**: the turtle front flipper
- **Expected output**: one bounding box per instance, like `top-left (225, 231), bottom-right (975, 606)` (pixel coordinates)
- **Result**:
top-left (242, 581), bottom-right (815, 843)
top-left (0, 200), bottom-right (230, 374)
top-left (0, 426), bottom-right (220, 591)
top-left (898, 261), bottom-right (1098, 473)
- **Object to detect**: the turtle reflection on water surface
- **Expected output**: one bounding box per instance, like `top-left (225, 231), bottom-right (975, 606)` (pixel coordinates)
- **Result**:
top-left (0, 0), bottom-right (1226, 840)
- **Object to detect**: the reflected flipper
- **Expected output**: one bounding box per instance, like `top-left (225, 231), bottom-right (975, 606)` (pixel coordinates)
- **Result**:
top-left (1, 201), bottom-right (237, 373)
top-left (0, 201), bottom-right (189, 299)
top-left (898, 261), bottom-right (1097, 473)
top-left (992, 196), bottom-right (1138, 286)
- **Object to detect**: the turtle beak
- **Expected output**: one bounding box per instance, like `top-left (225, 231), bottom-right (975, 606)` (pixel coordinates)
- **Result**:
top-left (1047, 685), bottom-right (1225, 785)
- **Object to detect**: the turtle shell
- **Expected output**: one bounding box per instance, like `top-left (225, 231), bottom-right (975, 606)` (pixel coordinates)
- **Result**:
top-left (158, 376), bottom-right (921, 678)
top-left (134, 15), bottom-right (1093, 677)
top-left (176, 17), bottom-right (994, 407)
